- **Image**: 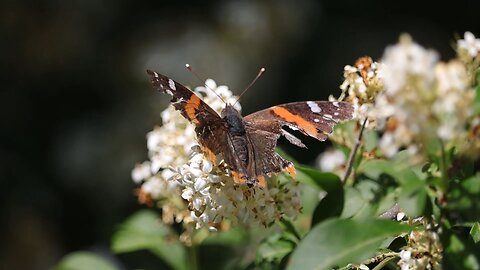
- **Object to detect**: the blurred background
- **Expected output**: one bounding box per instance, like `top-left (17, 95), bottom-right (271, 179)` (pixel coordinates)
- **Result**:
top-left (1, 0), bottom-right (479, 269)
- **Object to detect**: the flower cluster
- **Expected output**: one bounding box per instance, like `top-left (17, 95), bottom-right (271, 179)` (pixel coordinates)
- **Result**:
top-left (397, 229), bottom-right (443, 270)
top-left (330, 32), bottom-right (480, 162)
top-left (333, 56), bottom-right (384, 127)
top-left (132, 79), bottom-right (301, 238)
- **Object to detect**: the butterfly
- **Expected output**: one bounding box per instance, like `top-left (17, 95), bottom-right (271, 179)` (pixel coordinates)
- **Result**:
top-left (147, 70), bottom-right (353, 188)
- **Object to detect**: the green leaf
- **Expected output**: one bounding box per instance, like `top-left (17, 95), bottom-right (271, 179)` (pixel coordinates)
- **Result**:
top-left (111, 210), bottom-right (169, 252)
top-left (111, 210), bottom-right (187, 270)
top-left (441, 227), bottom-right (480, 270)
top-left (297, 166), bottom-right (344, 225)
top-left (279, 218), bottom-right (302, 241)
top-left (287, 218), bottom-right (412, 270)
top-left (470, 222), bottom-right (480, 244)
top-left (256, 233), bottom-right (296, 265)
top-left (202, 227), bottom-right (249, 246)
top-left (363, 128), bottom-right (379, 152)
top-left (398, 178), bottom-right (427, 217)
top-left (358, 158), bottom-right (426, 216)
top-left (357, 159), bottom-right (394, 180)
top-left (296, 165), bottom-right (341, 191)
top-left (54, 251), bottom-right (118, 270)
top-left (341, 187), bottom-right (366, 218)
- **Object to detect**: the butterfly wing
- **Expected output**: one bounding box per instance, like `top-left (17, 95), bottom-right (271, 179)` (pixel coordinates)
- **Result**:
top-left (244, 101), bottom-right (353, 180)
top-left (244, 101), bottom-right (353, 142)
top-left (147, 70), bottom-right (229, 161)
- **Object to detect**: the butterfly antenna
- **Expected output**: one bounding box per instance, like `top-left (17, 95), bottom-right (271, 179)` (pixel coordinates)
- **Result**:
top-left (185, 64), bottom-right (226, 104)
top-left (233, 67), bottom-right (265, 106)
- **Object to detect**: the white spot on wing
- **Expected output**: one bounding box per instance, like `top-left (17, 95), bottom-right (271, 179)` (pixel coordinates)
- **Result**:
top-left (168, 79), bottom-right (176, 90)
top-left (323, 114), bottom-right (333, 120)
top-left (307, 101), bottom-right (322, 113)
top-left (286, 123), bottom-right (299, 131)
top-left (334, 112), bottom-right (339, 116)
top-left (165, 89), bottom-right (173, 96)
top-left (333, 101), bottom-right (339, 107)
top-left (153, 72), bottom-right (159, 78)
top-left (314, 118), bottom-right (320, 122)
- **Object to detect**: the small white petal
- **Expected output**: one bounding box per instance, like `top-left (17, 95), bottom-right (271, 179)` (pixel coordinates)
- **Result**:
top-left (205, 79), bottom-right (217, 90)
top-left (194, 178), bottom-right (208, 191)
top-left (181, 188), bottom-right (194, 200)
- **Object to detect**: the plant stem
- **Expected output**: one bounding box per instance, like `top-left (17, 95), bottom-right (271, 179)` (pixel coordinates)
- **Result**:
top-left (188, 244), bottom-right (199, 270)
top-left (371, 254), bottom-right (398, 270)
top-left (342, 117), bottom-right (368, 183)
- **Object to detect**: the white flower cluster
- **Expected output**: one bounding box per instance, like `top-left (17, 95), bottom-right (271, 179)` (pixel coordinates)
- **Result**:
top-left (457, 31), bottom-right (480, 61)
top-left (397, 230), bottom-right (442, 270)
top-left (333, 56), bottom-right (384, 127)
top-left (132, 79), bottom-right (301, 233)
top-left (174, 149), bottom-right (301, 230)
top-left (333, 32), bottom-right (480, 161)
top-left (375, 33), bottom-right (478, 159)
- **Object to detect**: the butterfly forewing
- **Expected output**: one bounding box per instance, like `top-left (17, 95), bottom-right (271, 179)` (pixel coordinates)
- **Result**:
top-left (244, 101), bottom-right (353, 141)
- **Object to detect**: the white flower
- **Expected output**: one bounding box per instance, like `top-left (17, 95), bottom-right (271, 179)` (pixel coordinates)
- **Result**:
top-left (131, 161), bottom-right (151, 183)
top-left (316, 148), bottom-right (346, 173)
top-left (458, 31), bottom-right (480, 57)
top-left (398, 250), bottom-right (413, 270)
top-left (379, 132), bottom-right (399, 158)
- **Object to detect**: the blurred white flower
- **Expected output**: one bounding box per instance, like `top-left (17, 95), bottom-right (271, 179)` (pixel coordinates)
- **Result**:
top-left (131, 161), bottom-right (151, 183)
top-left (316, 148), bottom-right (346, 174)
top-left (457, 31), bottom-right (480, 58)
top-left (398, 250), bottom-right (414, 270)
top-left (382, 34), bottom-right (438, 94)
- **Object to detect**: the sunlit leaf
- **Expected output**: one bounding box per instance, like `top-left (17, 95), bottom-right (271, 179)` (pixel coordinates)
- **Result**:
top-left (287, 218), bottom-right (411, 270)
top-left (54, 251), bottom-right (118, 270)
top-left (470, 222), bottom-right (480, 244)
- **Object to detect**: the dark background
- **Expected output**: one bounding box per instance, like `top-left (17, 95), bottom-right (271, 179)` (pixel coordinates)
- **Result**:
top-left (1, 0), bottom-right (479, 269)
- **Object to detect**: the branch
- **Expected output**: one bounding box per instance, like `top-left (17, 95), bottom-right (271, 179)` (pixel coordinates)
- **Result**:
top-left (342, 117), bottom-right (368, 183)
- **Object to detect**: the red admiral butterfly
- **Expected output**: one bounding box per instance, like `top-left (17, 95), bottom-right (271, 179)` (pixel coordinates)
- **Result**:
top-left (147, 70), bottom-right (353, 188)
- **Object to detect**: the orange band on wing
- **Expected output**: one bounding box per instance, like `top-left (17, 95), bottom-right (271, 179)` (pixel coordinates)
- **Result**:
top-left (256, 176), bottom-right (266, 188)
top-left (284, 164), bottom-right (296, 178)
top-left (201, 146), bottom-right (217, 164)
top-left (272, 106), bottom-right (318, 137)
top-left (232, 171), bottom-right (247, 185)
top-left (185, 94), bottom-right (201, 124)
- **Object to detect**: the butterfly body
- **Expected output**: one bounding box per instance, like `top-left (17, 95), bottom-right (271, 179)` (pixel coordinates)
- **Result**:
top-left (147, 70), bottom-right (354, 188)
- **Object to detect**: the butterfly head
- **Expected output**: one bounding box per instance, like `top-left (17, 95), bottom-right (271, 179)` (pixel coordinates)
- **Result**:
top-left (221, 104), bottom-right (245, 136)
